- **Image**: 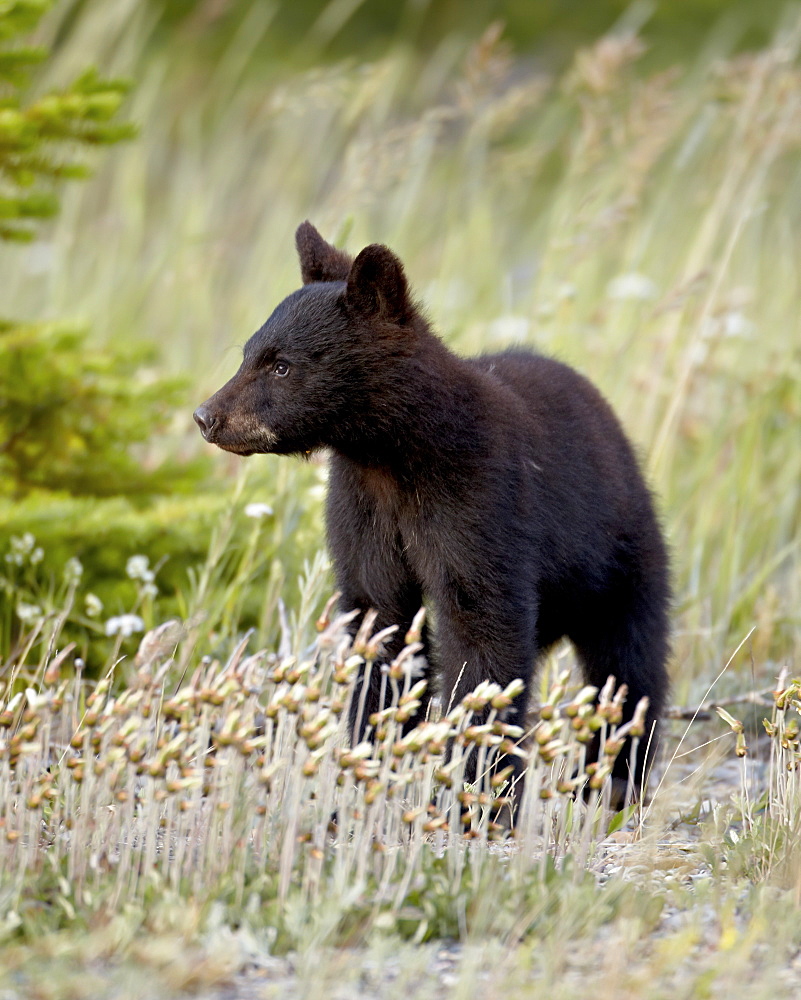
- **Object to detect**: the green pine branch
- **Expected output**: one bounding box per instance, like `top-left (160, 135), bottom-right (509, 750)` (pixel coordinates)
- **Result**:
top-left (1, 1), bottom-right (201, 502)
top-left (0, 1), bottom-right (52, 42)
top-left (0, 3), bottom-right (138, 243)
top-left (0, 46), bottom-right (44, 84)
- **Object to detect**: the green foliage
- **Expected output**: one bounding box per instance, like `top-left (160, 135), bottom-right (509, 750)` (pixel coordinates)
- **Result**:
top-left (0, 0), bottom-right (146, 478)
top-left (0, 321), bottom-right (197, 498)
top-left (0, 1), bottom-right (229, 656)
top-left (0, 460), bottom-right (324, 668)
top-left (0, 0), bottom-right (136, 241)
top-left (143, 0), bottom-right (788, 71)
top-left (718, 681), bottom-right (801, 888)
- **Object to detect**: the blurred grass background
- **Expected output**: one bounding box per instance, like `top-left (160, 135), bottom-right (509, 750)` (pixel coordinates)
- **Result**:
top-left (1, 0), bottom-right (799, 701)
top-left (2, 3), bottom-right (801, 992)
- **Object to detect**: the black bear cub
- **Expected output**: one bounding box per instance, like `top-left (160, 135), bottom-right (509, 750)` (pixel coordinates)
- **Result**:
top-left (195, 222), bottom-right (670, 802)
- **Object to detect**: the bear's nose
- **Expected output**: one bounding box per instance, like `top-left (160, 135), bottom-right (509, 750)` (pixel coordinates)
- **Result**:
top-left (193, 405), bottom-right (218, 440)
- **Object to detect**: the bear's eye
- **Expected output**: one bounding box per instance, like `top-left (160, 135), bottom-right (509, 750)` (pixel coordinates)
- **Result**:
top-left (272, 360), bottom-right (290, 377)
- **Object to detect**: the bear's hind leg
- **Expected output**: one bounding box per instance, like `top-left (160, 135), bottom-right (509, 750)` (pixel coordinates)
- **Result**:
top-left (570, 580), bottom-right (670, 802)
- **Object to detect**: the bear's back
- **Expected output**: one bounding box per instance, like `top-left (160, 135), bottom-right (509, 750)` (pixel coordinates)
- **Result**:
top-left (469, 349), bottom-right (614, 428)
top-left (466, 348), bottom-right (655, 535)
top-left (468, 349), bottom-right (629, 454)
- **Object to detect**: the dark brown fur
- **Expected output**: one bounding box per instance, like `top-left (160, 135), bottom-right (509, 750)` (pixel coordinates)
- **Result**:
top-left (195, 222), bottom-right (670, 799)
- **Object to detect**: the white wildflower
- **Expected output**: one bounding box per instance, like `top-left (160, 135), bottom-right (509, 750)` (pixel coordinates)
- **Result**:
top-left (64, 557), bottom-right (83, 582)
top-left (7, 533), bottom-right (36, 565)
top-left (85, 593), bottom-right (104, 618)
top-left (16, 602), bottom-right (43, 624)
top-left (244, 502), bottom-right (274, 519)
top-left (30, 547), bottom-right (44, 565)
top-left (606, 272), bottom-right (658, 302)
top-left (700, 310), bottom-right (755, 343)
top-left (140, 582), bottom-right (158, 599)
top-left (722, 311), bottom-right (754, 338)
top-left (16, 533), bottom-right (35, 554)
top-left (25, 687), bottom-right (45, 711)
top-left (105, 614), bottom-right (145, 638)
top-left (556, 281), bottom-right (577, 301)
top-left (126, 555), bottom-right (151, 581)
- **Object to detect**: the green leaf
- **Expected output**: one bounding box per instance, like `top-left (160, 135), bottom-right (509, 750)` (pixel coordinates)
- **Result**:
top-left (0, 0), bottom-right (135, 244)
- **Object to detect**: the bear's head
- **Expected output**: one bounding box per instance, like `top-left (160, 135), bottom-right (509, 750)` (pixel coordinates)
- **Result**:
top-left (193, 222), bottom-right (420, 457)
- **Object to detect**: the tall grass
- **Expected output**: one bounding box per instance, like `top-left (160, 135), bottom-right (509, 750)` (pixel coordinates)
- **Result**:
top-left (2, 2), bottom-right (798, 702)
top-left (0, 569), bottom-right (644, 946)
top-left (1, 558), bottom-right (799, 992)
top-left (2, 3), bottom-right (801, 993)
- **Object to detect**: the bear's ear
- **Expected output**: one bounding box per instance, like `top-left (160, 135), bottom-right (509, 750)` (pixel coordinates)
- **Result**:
top-left (346, 244), bottom-right (411, 324)
top-left (295, 221), bottom-right (352, 284)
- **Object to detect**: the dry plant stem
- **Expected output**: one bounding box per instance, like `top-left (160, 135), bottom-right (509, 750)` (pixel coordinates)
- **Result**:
top-left (648, 40), bottom-right (799, 473)
top-left (665, 687), bottom-right (777, 720)
top-left (0, 596), bottom-right (768, 957)
top-left (643, 625), bottom-right (756, 824)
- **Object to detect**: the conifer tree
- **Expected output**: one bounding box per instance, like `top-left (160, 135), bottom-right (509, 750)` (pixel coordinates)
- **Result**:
top-left (0, 0), bottom-right (135, 241)
top-left (0, 0), bottom-right (191, 499)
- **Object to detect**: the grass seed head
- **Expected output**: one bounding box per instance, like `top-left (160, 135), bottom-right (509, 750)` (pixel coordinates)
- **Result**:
top-left (404, 606), bottom-right (427, 645)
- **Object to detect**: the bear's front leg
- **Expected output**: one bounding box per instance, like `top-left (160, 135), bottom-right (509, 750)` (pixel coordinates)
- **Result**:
top-left (327, 468), bottom-right (430, 743)
top-left (433, 588), bottom-right (537, 795)
top-left (339, 588), bottom-right (430, 744)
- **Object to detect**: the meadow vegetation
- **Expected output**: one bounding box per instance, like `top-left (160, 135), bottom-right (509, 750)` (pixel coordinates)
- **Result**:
top-left (1, 0), bottom-right (800, 996)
